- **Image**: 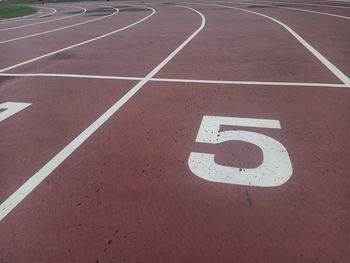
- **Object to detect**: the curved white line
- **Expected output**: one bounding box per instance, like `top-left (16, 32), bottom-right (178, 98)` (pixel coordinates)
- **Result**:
top-left (37, 6), bottom-right (58, 18)
top-left (189, 2), bottom-right (350, 87)
top-left (0, 4), bottom-right (205, 221)
top-left (0, 6), bottom-right (119, 44)
top-left (0, 5), bottom-right (87, 32)
top-left (0, 5), bottom-right (155, 73)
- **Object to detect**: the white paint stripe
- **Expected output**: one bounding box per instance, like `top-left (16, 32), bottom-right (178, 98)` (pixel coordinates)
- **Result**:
top-left (0, 5), bottom-right (86, 32)
top-left (0, 73), bottom-right (143, 81)
top-left (0, 4), bottom-right (205, 221)
top-left (37, 6), bottom-right (58, 18)
top-left (280, 6), bottom-right (350, 19)
top-left (0, 5), bottom-right (155, 73)
top-left (223, 0), bottom-right (350, 19)
top-left (244, 0), bottom-right (350, 9)
top-left (0, 7), bottom-right (57, 25)
top-left (191, 2), bottom-right (350, 87)
top-left (0, 72), bottom-right (345, 88)
top-left (151, 77), bottom-right (347, 87)
top-left (0, 6), bottom-right (119, 44)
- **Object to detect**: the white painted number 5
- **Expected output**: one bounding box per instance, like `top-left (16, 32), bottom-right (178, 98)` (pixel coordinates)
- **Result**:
top-left (188, 116), bottom-right (293, 187)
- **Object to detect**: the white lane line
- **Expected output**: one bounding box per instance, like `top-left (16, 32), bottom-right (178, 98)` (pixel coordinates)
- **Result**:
top-left (222, 0), bottom-right (350, 19)
top-left (0, 7), bottom-right (57, 25)
top-left (0, 5), bottom-right (155, 73)
top-left (0, 6), bottom-right (119, 44)
top-left (0, 72), bottom-right (142, 81)
top-left (255, 0), bottom-right (350, 9)
top-left (190, 2), bottom-right (350, 87)
top-left (0, 72), bottom-right (346, 88)
top-left (0, 5), bottom-right (86, 32)
top-left (151, 77), bottom-right (347, 87)
top-left (0, 4), bottom-right (205, 221)
top-left (36, 6), bottom-right (59, 18)
top-left (280, 6), bottom-right (350, 19)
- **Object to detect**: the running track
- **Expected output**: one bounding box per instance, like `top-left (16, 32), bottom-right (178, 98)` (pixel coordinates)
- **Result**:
top-left (0, 0), bottom-right (349, 262)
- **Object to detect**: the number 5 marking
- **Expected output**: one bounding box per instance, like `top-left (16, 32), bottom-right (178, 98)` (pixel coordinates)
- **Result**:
top-left (188, 116), bottom-right (293, 187)
top-left (0, 102), bottom-right (31, 122)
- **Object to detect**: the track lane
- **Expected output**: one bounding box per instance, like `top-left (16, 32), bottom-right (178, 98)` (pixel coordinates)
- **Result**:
top-left (0, 3), bottom-right (203, 222)
top-left (24, 78), bottom-right (346, 263)
top-left (156, 3), bottom-right (341, 84)
top-left (0, 1), bottom-right (349, 263)
top-left (2, 71), bottom-right (349, 262)
top-left (221, 1), bottom-right (350, 79)
top-left (0, 4), bottom-right (157, 210)
top-left (0, 77), bottom-right (137, 205)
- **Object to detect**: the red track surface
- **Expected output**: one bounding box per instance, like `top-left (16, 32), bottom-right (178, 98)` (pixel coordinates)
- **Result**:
top-left (0, 1), bottom-right (349, 262)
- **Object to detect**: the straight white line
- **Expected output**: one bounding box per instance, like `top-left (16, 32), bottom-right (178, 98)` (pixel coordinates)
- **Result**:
top-left (247, 0), bottom-right (350, 9)
top-left (0, 5), bottom-right (86, 32)
top-left (0, 72), bottom-right (143, 81)
top-left (0, 72), bottom-right (346, 88)
top-left (221, 0), bottom-right (350, 19)
top-left (280, 6), bottom-right (350, 19)
top-left (0, 6), bottom-right (119, 44)
top-left (0, 7), bottom-right (57, 25)
top-left (222, 0), bottom-right (350, 19)
top-left (0, 4), bottom-right (205, 221)
top-left (191, 2), bottom-right (350, 87)
top-left (0, 5), bottom-right (155, 73)
top-left (151, 77), bottom-right (347, 87)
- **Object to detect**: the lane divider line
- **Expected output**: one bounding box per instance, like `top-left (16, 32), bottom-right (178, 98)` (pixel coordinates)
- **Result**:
top-left (0, 4), bottom-right (205, 221)
top-left (0, 6), bottom-right (119, 44)
top-left (187, 2), bottom-right (350, 87)
top-left (218, 0), bottom-right (350, 19)
top-left (0, 5), bottom-right (155, 73)
top-left (0, 72), bottom-right (346, 88)
top-left (0, 5), bottom-right (86, 32)
top-left (151, 77), bottom-right (347, 87)
top-left (257, 0), bottom-right (350, 9)
top-left (280, 5), bottom-right (350, 19)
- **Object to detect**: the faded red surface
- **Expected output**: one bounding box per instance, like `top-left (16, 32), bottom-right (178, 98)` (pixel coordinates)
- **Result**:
top-left (0, 1), bottom-right (349, 263)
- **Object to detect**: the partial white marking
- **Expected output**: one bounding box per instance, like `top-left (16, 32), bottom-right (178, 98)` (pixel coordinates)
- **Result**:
top-left (0, 102), bottom-right (31, 122)
top-left (189, 116), bottom-right (293, 187)
top-left (0, 73), bottom-right (346, 88)
top-left (0, 4), bottom-right (205, 221)
top-left (0, 5), bottom-right (86, 32)
top-left (0, 6), bottom-right (119, 44)
top-left (189, 2), bottom-right (350, 87)
top-left (0, 5), bottom-right (155, 73)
